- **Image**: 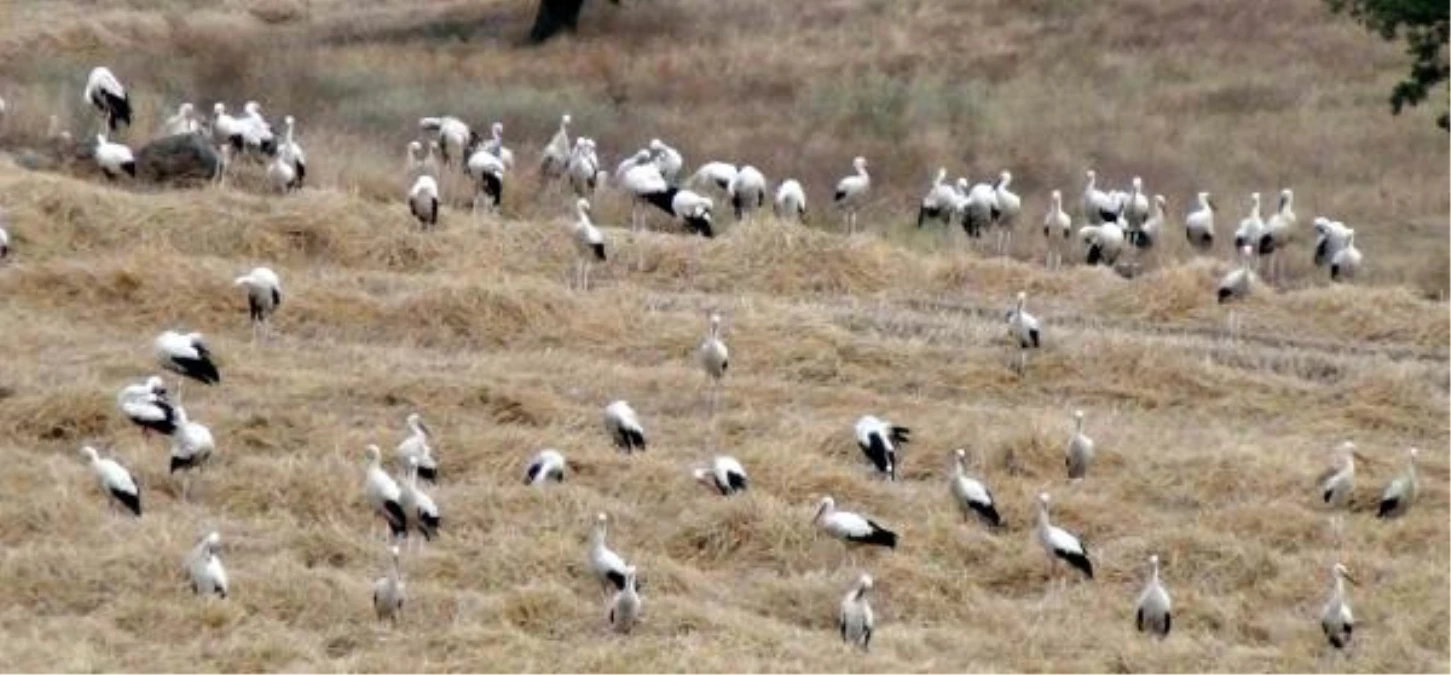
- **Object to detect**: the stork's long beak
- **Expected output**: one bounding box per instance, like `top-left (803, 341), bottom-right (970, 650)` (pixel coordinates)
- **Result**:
top-left (419, 421), bottom-right (432, 437)
top-left (811, 503), bottom-right (826, 524)
top-left (1343, 571), bottom-right (1358, 586)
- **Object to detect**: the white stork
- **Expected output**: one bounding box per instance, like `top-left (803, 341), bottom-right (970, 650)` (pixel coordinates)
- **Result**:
top-left (961, 176), bottom-right (1000, 241)
top-left (161, 103), bottom-right (199, 137)
top-left (608, 566), bottom-right (642, 634)
top-left (833, 157), bottom-right (870, 233)
top-left (917, 168), bottom-right (956, 229)
top-left (692, 455), bottom-right (749, 496)
top-left (1232, 192), bottom-right (1265, 256)
top-left (418, 115), bottom-right (476, 167)
top-left (1135, 554), bottom-right (1171, 638)
top-left (524, 449), bottom-right (566, 486)
top-left (1006, 291), bottom-right (1041, 374)
top-left (1185, 192), bottom-right (1217, 252)
top-left (1377, 447), bottom-right (1419, 519)
top-left (567, 137), bottom-right (601, 197)
top-left (1218, 245), bottom-right (1256, 341)
top-left (372, 545), bottom-right (406, 624)
top-left (408, 174), bottom-right (441, 229)
top-left (1316, 441), bottom-right (1356, 509)
top-left (1035, 492), bottom-right (1093, 583)
top-left (363, 444), bottom-right (407, 541)
top-left (83, 67), bottom-right (131, 133)
top-left (1081, 170), bottom-right (1116, 224)
top-left (1066, 409), bottom-right (1095, 481)
top-left (697, 312), bottom-right (729, 415)
top-left (813, 496), bottom-right (897, 549)
top-left (154, 330), bottom-right (220, 391)
top-left (1313, 217), bottom-right (1351, 269)
top-left (399, 456), bottom-right (440, 544)
top-left (1330, 229), bottom-right (1362, 282)
top-left (466, 147), bottom-right (507, 214)
top-left (854, 415), bottom-right (910, 481)
top-left (234, 266), bottom-right (282, 341)
top-left (991, 170), bottom-right (1021, 254)
top-left (838, 573), bottom-right (875, 651)
top-left (94, 134), bottom-right (135, 180)
top-left (1258, 188), bottom-right (1296, 281)
top-left (1043, 190), bottom-right (1072, 269)
top-left (540, 113), bottom-right (572, 182)
top-left (603, 400), bottom-right (647, 453)
top-left (482, 121), bottom-right (514, 170)
top-left (168, 405), bottom-right (215, 500)
top-left (589, 512), bottom-right (631, 593)
top-left (116, 375), bottom-right (176, 438)
top-left (1320, 562), bottom-right (1357, 650)
top-left (80, 445), bottom-right (140, 516)
top-left (950, 448), bottom-right (1002, 528)
top-left (184, 531), bottom-right (228, 599)
top-left (394, 412), bottom-right (437, 483)
top-left (570, 198), bottom-right (606, 291)
top-left (774, 179), bottom-right (808, 223)
top-left (649, 138), bottom-right (683, 185)
top-left (728, 165), bottom-right (767, 221)
top-left (688, 161), bottom-right (738, 197)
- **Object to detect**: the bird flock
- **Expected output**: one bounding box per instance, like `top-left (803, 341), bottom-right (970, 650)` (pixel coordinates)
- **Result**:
top-left (1, 64), bottom-right (1426, 659)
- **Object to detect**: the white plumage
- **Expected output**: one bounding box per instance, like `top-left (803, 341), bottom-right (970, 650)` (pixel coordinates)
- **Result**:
top-left (524, 448), bottom-right (567, 486)
top-left (185, 531), bottom-right (229, 599)
top-left (482, 121), bottom-right (514, 170)
top-left (668, 189), bottom-right (716, 237)
top-left (688, 161), bottom-right (738, 195)
top-left (1006, 291), bottom-right (1041, 350)
top-left (1079, 213), bottom-right (1125, 266)
top-left (80, 445), bottom-right (141, 516)
top-left (155, 330), bottom-right (220, 387)
top-left (466, 147), bottom-right (507, 214)
top-left (1377, 446), bottom-right (1419, 519)
top-left (1259, 188), bottom-right (1296, 254)
top-left (617, 151), bottom-right (668, 232)
top-left (854, 415), bottom-right (910, 481)
top-left (1320, 563), bottom-right (1356, 650)
top-left (408, 174), bottom-right (440, 229)
top-left (1035, 492), bottom-right (1093, 580)
top-left (161, 102), bottom-right (199, 137)
top-left (117, 375), bottom-right (176, 437)
top-left (1081, 170), bottom-right (1116, 224)
top-left (418, 115), bottom-right (475, 166)
top-left (608, 565), bottom-right (642, 634)
top-left (83, 66), bottom-right (131, 132)
top-left (838, 573), bottom-right (875, 651)
top-left (727, 165), bottom-right (767, 221)
top-left (698, 312), bottom-right (729, 383)
top-left (279, 116), bottom-right (306, 185)
top-left (774, 178), bottom-right (808, 223)
top-left (567, 137), bottom-right (601, 197)
top-left (238, 101), bottom-right (277, 156)
top-left (266, 144), bottom-right (302, 193)
top-left (1232, 192), bottom-right (1265, 253)
top-left (1043, 189), bottom-right (1072, 269)
top-left (1122, 176), bottom-right (1150, 228)
top-left (540, 113), bottom-right (572, 181)
top-left (1313, 217), bottom-right (1351, 269)
top-left (1218, 245), bottom-right (1256, 303)
top-left (364, 444), bottom-right (407, 540)
top-left (169, 405), bottom-right (215, 477)
top-left (991, 170), bottom-right (1021, 253)
top-left (0, 223), bottom-right (9, 260)
top-left (1317, 441), bottom-right (1356, 509)
top-left (961, 177), bottom-right (1000, 240)
top-left (372, 545), bottom-right (406, 624)
top-left (813, 496), bottom-right (898, 548)
top-left (234, 266), bottom-right (282, 340)
top-left (649, 138), bottom-right (683, 185)
top-left (399, 456), bottom-right (440, 542)
top-left (211, 103), bottom-right (245, 152)
top-left (1135, 554), bottom-right (1171, 638)
top-left (692, 455), bottom-right (749, 496)
top-left (94, 134), bottom-right (135, 180)
top-left (603, 400), bottom-right (647, 453)
top-left (589, 512), bottom-right (631, 593)
top-left (917, 168), bottom-right (957, 229)
top-left (570, 198), bottom-right (606, 291)
top-left (1185, 191), bottom-right (1217, 251)
top-left (950, 448), bottom-right (1001, 527)
top-left (394, 412), bottom-right (437, 482)
top-left (1066, 409), bottom-right (1095, 481)
top-left (1330, 229), bottom-right (1362, 282)
top-left (833, 156), bottom-right (870, 233)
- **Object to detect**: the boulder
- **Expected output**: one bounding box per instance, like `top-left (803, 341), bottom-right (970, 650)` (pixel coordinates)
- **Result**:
top-left (136, 132), bottom-right (220, 185)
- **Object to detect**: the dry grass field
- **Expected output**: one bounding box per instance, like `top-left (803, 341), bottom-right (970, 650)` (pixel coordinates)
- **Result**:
top-left (0, 0), bottom-right (1448, 672)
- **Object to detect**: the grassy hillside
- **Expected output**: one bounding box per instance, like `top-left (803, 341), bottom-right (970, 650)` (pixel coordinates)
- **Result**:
top-left (0, 0), bottom-right (1447, 672)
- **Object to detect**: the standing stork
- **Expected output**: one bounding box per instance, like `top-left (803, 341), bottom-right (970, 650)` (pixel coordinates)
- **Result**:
top-left (482, 121), bottom-right (514, 170)
top-left (569, 198), bottom-right (606, 291)
top-left (1377, 447), bottom-right (1419, 519)
top-left (83, 66), bottom-right (131, 133)
top-left (155, 330), bottom-right (220, 395)
top-left (774, 178), bottom-right (808, 223)
top-left (408, 174), bottom-right (440, 229)
top-left (1316, 441), bottom-right (1356, 510)
top-left (1081, 170), bottom-right (1116, 225)
top-left (603, 400), bottom-right (647, 453)
top-left (1005, 291), bottom-right (1041, 374)
top-left (79, 445), bottom-right (141, 517)
top-left (399, 456), bottom-right (440, 546)
top-left (185, 531), bottom-right (229, 599)
top-left (1034, 492), bottom-right (1093, 586)
top-left (649, 138), bottom-right (683, 185)
top-left (617, 150), bottom-right (668, 233)
top-left (833, 157), bottom-right (870, 233)
top-left (1330, 229), bottom-right (1363, 282)
top-left (992, 170), bottom-right (1021, 255)
top-left (567, 137), bottom-right (601, 197)
top-left (1232, 192), bottom-right (1265, 262)
top-left (1066, 410), bottom-right (1095, 482)
top-left (813, 496), bottom-right (898, 550)
top-left (589, 512), bottom-right (631, 593)
top-left (917, 168), bottom-right (956, 229)
top-left (1043, 190), bottom-right (1072, 269)
top-left (1320, 562), bottom-right (1357, 650)
top-left (466, 147), bottom-right (507, 215)
top-left (363, 445), bottom-right (408, 542)
top-left (838, 573), bottom-right (875, 652)
top-left (697, 312), bottom-right (730, 417)
top-left (116, 375), bottom-right (176, 440)
top-left (94, 134), bottom-right (136, 180)
top-left (688, 161), bottom-right (738, 197)
top-left (169, 405), bottom-right (215, 501)
top-left (161, 102), bottom-right (199, 137)
top-left (394, 412), bottom-right (437, 483)
top-left (418, 115), bottom-right (476, 167)
top-left (854, 415), bottom-right (910, 481)
top-left (728, 165), bottom-right (767, 221)
top-left (524, 449), bottom-right (567, 486)
top-left (1135, 554), bottom-right (1172, 638)
top-left (692, 455), bottom-right (749, 496)
top-left (373, 545), bottom-right (406, 625)
top-left (608, 566), bottom-right (642, 634)
top-left (234, 266), bottom-right (282, 342)
top-left (1258, 188), bottom-right (1296, 283)
top-left (540, 113), bottom-right (572, 184)
top-left (1185, 192), bottom-right (1217, 252)
top-left (950, 448), bottom-right (1002, 528)
top-left (1218, 245), bottom-right (1256, 341)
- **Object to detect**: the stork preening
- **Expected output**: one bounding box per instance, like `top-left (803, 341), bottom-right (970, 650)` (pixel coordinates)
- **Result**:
top-left (399, 456), bottom-right (441, 545)
top-left (80, 445), bottom-right (141, 517)
top-left (649, 138), bottom-right (683, 185)
top-left (608, 566), bottom-right (642, 634)
top-left (838, 573), bottom-right (875, 652)
top-left (1316, 441), bottom-right (1356, 510)
top-left (394, 413), bottom-right (437, 483)
top-left (155, 330), bottom-right (220, 392)
top-left (813, 496), bottom-right (898, 549)
top-left (94, 134), bottom-right (135, 180)
top-left (169, 405), bottom-right (215, 500)
top-left (697, 312), bottom-right (730, 417)
top-left (854, 415), bottom-right (910, 481)
top-left (688, 161), bottom-right (738, 197)
top-left (567, 137), bottom-right (601, 197)
top-left (363, 444), bottom-right (408, 542)
top-left (239, 101), bottom-right (277, 156)
top-left (1035, 492), bottom-right (1093, 585)
top-left (117, 375), bottom-right (176, 439)
top-left (1330, 229), bottom-right (1362, 282)
top-left (589, 512), bottom-right (631, 593)
top-left (408, 174), bottom-right (440, 229)
top-left (372, 545), bottom-right (406, 625)
top-left (185, 531), bottom-right (229, 599)
top-left (418, 115), bottom-right (477, 167)
top-left (83, 67), bottom-right (131, 133)
top-left (991, 170), bottom-right (1021, 254)
top-left (834, 156), bottom-right (870, 233)
top-left (161, 102), bottom-right (199, 137)
top-left (569, 198), bottom-right (606, 291)
top-left (1135, 555), bottom-right (1172, 638)
top-left (728, 165), bottom-right (767, 221)
top-left (603, 400), bottom-right (647, 453)
top-left (692, 455), bottom-right (749, 496)
top-left (482, 121), bottom-right (514, 170)
top-left (1066, 410), bottom-right (1095, 481)
top-left (950, 448), bottom-right (1002, 528)
top-left (466, 147), bottom-right (507, 214)
top-left (234, 266), bottom-right (282, 341)
top-left (774, 178), bottom-right (808, 223)
top-left (1005, 291), bottom-right (1041, 374)
top-left (1218, 245), bottom-right (1256, 341)
top-left (1043, 190), bottom-right (1072, 269)
top-left (1377, 447), bottom-right (1419, 519)
top-left (1313, 217), bottom-right (1351, 269)
top-left (524, 449), bottom-right (567, 486)
top-left (1185, 191), bottom-right (1217, 252)
top-left (1320, 562), bottom-right (1357, 650)
top-left (539, 113), bottom-right (572, 183)
top-left (617, 150), bottom-right (669, 233)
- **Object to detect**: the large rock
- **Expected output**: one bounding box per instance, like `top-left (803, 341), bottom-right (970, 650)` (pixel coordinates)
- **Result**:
top-left (136, 132), bottom-right (220, 186)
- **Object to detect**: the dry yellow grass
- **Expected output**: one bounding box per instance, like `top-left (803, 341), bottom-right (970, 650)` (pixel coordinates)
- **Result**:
top-left (0, 0), bottom-right (1447, 672)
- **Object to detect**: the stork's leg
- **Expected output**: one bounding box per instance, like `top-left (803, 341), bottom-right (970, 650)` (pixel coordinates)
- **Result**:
top-left (583, 260), bottom-right (592, 292)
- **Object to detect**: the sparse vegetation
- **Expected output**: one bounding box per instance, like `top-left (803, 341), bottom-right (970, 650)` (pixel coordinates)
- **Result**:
top-left (0, 0), bottom-right (1446, 672)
